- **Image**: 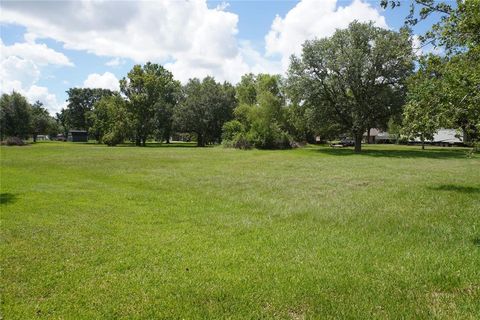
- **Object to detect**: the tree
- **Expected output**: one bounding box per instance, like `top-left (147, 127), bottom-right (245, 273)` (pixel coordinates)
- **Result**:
top-left (287, 21), bottom-right (414, 152)
top-left (56, 108), bottom-right (71, 138)
top-left (381, 0), bottom-right (479, 53)
top-left (63, 88), bottom-right (114, 133)
top-left (383, 0), bottom-right (480, 145)
top-left (89, 94), bottom-right (130, 146)
top-left (30, 101), bottom-right (54, 142)
top-left (174, 77), bottom-right (236, 147)
top-left (120, 63), bottom-right (180, 146)
top-left (223, 73), bottom-right (291, 149)
top-left (440, 51), bottom-right (480, 144)
top-left (0, 91), bottom-right (32, 140)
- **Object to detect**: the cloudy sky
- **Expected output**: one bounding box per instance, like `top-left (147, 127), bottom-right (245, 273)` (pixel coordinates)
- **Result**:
top-left (0, 0), bottom-right (435, 114)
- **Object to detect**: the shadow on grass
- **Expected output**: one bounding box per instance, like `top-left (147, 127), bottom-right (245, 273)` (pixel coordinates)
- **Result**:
top-left (0, 193), bottom-right (17, 205)
top-left (428, 184), bottom-right (480, 194)
top-left (76, 142), bottom-right (205, 148)
top-left (473, 238), bottom-right (480, 247)
top-left (315, 147), bottom-right (469, 159)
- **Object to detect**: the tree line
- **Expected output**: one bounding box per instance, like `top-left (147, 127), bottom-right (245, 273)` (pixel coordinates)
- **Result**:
top-left (1, 1), bottom-right (478, 152)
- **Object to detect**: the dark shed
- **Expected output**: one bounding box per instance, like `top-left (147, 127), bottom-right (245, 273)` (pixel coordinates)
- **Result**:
top-left (68, 130), bottom-right (88, 142)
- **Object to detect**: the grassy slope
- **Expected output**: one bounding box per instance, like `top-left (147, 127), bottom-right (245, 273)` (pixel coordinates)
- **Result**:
top-left (1, 142), bottom-right (479, 319)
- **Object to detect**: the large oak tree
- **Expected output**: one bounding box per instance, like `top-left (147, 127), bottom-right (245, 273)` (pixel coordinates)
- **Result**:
top-left (287, 21), bottom-right (414, 152)
top-left (120, 63), bottom-right (180, 146)
top-left (174, 77), bottom-right (236, 147)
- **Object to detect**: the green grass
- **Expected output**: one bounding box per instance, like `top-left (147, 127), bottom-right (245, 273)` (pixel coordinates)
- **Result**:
top-left (1, 142), bottom-right (479, 319)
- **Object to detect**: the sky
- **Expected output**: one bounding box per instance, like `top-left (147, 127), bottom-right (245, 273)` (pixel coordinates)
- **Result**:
top-left (0, 0), bottom-right (440, 115)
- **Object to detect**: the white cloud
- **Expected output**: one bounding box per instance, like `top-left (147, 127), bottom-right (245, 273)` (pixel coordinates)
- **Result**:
top-left (1, 38), bottom-right (73, 66)
top-left (265, 0), bottom-right (388, 70)
top-left (412, 34), bottom-right (444, 56)
top-left (0, 0), bottom-right (242, 82)
top-left (0, 40), bottom-right (67, 114)
top-left (83, 72), bottom-right (119, 91)
top-left (26, 85), bottom-right (64, 113)
top-left (105, 57), bottom-right (124, 67)
top-left (0, 55), bottom-right (40, 91)
top-left (0, 0), bottom-right (389, 85)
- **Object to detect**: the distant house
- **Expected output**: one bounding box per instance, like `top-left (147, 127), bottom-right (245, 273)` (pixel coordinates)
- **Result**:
top-left (414, 128), bottom-right (463, 146)
top-left (68, 130), bottom-right (88, 142)
top-left (363, 129), bottom-right (395, 144)
top-left (55, 134), bottom-right (67, 141)
top-left (36, 135), bottom-right (49, 141)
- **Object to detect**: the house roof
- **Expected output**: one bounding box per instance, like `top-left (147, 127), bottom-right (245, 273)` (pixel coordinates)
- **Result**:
top-left (432, 129), bottom-right (462, 143)
top-left (413, 129), bottom-right (462, 143)
top-left (68, 130), bottom-right (88, 133)
top-left (363, 128), bottom-right (383, 137)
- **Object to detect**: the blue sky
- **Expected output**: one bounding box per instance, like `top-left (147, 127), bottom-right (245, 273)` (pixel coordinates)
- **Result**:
top-left (0, 0), bottom-right (440, 114)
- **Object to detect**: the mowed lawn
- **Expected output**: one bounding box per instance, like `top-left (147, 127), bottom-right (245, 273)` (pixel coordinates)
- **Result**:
top-left (1, 142), bottom-right (479, 319)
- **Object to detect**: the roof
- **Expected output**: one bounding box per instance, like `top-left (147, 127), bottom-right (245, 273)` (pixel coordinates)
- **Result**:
top-left (363, 128), bottom-right (381, 137)
top-left (413, 129), bottom-right (463, 143)
top-left (68, 130), bottom-right (88, 133)
top-left (432, 129), bottom-right (462, 143)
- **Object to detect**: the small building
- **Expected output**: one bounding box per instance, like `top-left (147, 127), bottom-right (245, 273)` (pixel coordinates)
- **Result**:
top-left (414, 128), bottom-right (463, 146)
top-left (362, 128), bottom-right (395, 144)
top-left (36, 135), bottom-right (49, 141)
top-left (432, 129), bottom-right (463, 145)
top-left (68, 130), bottom-right (88, 142)
top-left (363, 128), bottom-right (380, 144)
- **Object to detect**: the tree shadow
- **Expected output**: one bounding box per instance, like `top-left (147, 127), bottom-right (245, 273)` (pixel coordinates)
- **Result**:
top-left (315, 147), bottom-right (469, 159)
top-left (428, 184), bottom-right (480, 194)
top-left (116, 142), bottom-right (202, 148)
top-left (0, 193), bottom-right (17, 205)
top-left (473, 238), bottom-right (480, 247)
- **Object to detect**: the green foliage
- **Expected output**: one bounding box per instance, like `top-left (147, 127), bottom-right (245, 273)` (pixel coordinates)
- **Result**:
top-left (236, 73), bottom-right (257, 105)
top-left (89, 95), bottom-right (130, 146)
top-left (221, 120), bottom-right (245, 142)
top-left (440, 50), bottom-right (480, 144)
top-left (174, 77), bottom-right (236, 147)
top-left (287, 21), bottom-right (414, 152)
top-left (120, 62), bottom-right (180, 146)
top-left (55, 108), bottom-right (71, 137)
top-left (382, 0), bottom-right (479, 53)
top-left (387, 117), bottom-right (402, 143)
top-left (386, 1), bottom-right (480, 146)
top-left (63, 88), bottom-right (114, 132)
top-left (30, 101), bottom-right (57, 142)
top-left (0, 91), bottom-right (32, 140)
top-left (401, 56), bottom-right (444, 148)
top-left (225, 73), bottom-right (292, 149)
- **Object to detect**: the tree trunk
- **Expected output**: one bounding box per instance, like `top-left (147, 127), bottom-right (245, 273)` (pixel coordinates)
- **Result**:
top-left (141, 137), bottom-right (146, 147)
top-left (421, 137), bottom-right (425, 150)
top-left (354, 134), bottom-right (362, 153)
top-left (197, 134), bottom-right (205, 147)
top-left (462, 126), bottom-right (471, 145)
top-left (135, 138), bottom-right (141, 146)
top-left (367, 128), bottom-right (371, 144)
top-left (33, 134), bottom-right (37, 143)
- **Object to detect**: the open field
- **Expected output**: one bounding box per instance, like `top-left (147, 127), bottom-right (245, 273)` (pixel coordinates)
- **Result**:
top-left (1, 142), bottom-right (479, 319)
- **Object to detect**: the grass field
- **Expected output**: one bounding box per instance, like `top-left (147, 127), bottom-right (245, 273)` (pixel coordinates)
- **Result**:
top-left (1, 142), bottom-right (479, 319)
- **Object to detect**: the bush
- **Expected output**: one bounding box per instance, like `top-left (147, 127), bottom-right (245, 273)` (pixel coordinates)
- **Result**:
top-left (1, 137), bottom-right (26, 146)
top-left (222, 120), bottom-right (294, 150)
top-left (249, 123), bottom-right (293, 149)
top-left (222, 120), bottom-right (244, 141)
top-left (103, 131), bottom-right (124, 146)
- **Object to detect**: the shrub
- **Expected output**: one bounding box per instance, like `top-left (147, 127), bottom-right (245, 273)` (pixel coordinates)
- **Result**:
top-left (222, 120), bottom-right (244, 141)
top-left (249, 122), bottom-right (292, 149)
top-left (1, 137), bottom-right (26, 146)
top-left (103, 131), bottom-right (124, 146)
